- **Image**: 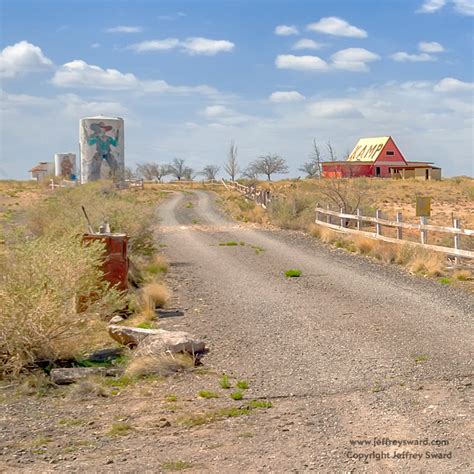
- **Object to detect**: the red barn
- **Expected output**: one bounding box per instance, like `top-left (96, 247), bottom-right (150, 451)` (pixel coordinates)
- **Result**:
top-left (321, 136), bottom-right (441, 180)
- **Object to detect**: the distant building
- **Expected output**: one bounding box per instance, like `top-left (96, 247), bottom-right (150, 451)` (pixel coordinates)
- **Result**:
top-left (29, 162), bottom-right (54, 182)
top-left (321, 136), bottom-right (441, 180)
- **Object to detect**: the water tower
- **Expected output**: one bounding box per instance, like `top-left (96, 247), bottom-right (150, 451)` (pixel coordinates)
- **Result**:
top-left (79, 116), bottom-right (124, 183)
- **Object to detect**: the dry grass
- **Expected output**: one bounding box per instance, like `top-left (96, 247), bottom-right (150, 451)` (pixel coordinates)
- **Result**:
top-left (408, 251), bottom-right (445, 277)
top-left (139, 282), bottom-right (170, 311)
top-left (0, 236), bottom-right (127, 377)
top-left (125, 353), bottom-right (195, 378)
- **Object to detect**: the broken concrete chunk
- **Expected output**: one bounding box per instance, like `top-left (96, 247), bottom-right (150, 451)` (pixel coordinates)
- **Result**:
top-left (108, 325), bottom-right (160, 347)
top-left (109, 315), bottom-right (125, 324)
top-left (50, 367), bottom-right (122, 385)
top-left (136, 329), bottom-right (206, 356)
top-left (108, 324), bottom-right (205, 355)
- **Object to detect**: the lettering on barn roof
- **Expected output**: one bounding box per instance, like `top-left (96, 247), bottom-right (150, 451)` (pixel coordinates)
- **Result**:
top-left (347, 136), bottom-right (390, 162)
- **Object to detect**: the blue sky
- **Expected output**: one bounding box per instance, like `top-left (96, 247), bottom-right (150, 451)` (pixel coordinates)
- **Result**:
top-left (1, 0), bottom-right (473, 179)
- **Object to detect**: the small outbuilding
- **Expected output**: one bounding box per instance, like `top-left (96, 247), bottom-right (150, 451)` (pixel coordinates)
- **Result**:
top-left (29, 162), bottom-right (54, 182)
top-left (322, 136), bottom-right (441, 180)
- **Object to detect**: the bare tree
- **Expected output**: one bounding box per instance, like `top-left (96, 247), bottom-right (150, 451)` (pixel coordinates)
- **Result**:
top-left (136, 163), bottom-right (156, 181)
top-left (168, 158), bottom-right (189, 181)
top-left (182, 166), bottom-right (195, 181)
top-left (251, 153), bottom-right (289, 181)
top-left (327, 141), bottom-right (338, 162)
top-left (320, 179), bottom-right (361, 214)
top-left (200, 165), bottom-right (220, 181)
top-left (136, 163), bottom-right (170, 182)
top-left (242, 161), bottom-right (260, 179)
top-left (299, 139), bottom-right (323, 178)
top-left (224, 141), bottom-right (239, 181)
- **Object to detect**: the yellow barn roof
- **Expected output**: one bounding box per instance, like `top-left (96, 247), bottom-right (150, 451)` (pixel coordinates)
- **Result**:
top-left (347, 136), bottom-right (390, 162)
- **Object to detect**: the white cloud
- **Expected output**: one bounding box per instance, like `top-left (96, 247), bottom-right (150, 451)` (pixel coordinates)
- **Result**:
top-left (434, 77), bottom-right (474, 92)
top-left (331, 48), bottom-right (380, 72)
top-left (275, 25), bottom-right (299, 36)
top-left (0, 41), bottom-right (53, 78)
top-left (141, 80), bottom-right (218, 96)
top-left (129, 37), bottom-right (234, 55)
top-left (91, 43), bottom-right (101, 49)
top-left (418, 0), bottom-right (447, 12)
top-left (181, 37), bottom-right (235, 55)
top-left (106, 25), bottom-right (143, 33)
top-left (200, 105), bottom-right (252, 126)
top-left (201, 105), bottom-right (232, 117)
top-left (0, 89), bottom-right (53, 111)
top-left (308, 99), bottom-right (363, 119)
top-left (58, 93), bottom-right (128, 117)
top-left (418, 41), bottom-right (445, 52)
top-left (453, 0), bottom-right (474, 15)
top-left (391, 52), bottom-right (436, 62)
top-left (269, 91), bottom-right (306, 102)
top-left (128, 38), bottom-right (180, 52)
top-left (52, 60), bottom-right (139, 89)
top-left (51, 59), bottom-right (220, 96)
top-left (291, 39), bottom-right (324, 50)
top-left (275, 54), bottom-right (329, 72)
top-left (306, 17), bottom-right (367, 38)
top-left (417, 0), bottom-right (474, 15)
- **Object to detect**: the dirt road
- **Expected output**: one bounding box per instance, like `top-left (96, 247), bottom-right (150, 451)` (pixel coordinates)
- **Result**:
top-left (1, 189), bottom-right (472, 473)
top-left (157, 190), bottom-right (473, 472)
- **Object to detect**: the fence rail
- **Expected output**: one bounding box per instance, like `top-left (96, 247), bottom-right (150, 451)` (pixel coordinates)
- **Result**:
top-left (114, 179), bottom-right (144, 190)
top-left (222, 179), bottom-right (282, 208)
top-left (315, 204), bottom-right (474, 261)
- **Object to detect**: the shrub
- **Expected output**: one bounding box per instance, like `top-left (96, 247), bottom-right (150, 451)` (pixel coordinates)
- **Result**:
top-left (0, 236), bottom-right (126, 377)
top-left (25, 183), bottom-right (157, 257)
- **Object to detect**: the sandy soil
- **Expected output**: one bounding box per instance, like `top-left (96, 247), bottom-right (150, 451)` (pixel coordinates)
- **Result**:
top-left (0, 190), bottom-right (472, 473)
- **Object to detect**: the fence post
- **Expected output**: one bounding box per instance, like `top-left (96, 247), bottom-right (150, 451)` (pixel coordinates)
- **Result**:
top-left (396, 212), bottom-right (403, 240)
top-left (326, 204), bottom-right (331, 225)
top-left (356, 208), bottom-right (361, 231)
top-left (376, 209), bottom-right (382, 236)
top-left (340, 207), bottom-right (344, 228)
top-left (420, 216), bottom-right (428, 245)
top-left (454, 219), bottom-right (461, 265)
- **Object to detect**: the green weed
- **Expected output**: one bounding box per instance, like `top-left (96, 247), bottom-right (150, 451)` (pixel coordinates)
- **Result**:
top-left (161, 460), bottom-right (193, 471)
top-left (219, 374), bottom-right (231, 389)
top-left (107, 422), bottom-right (132, 437)
top-left (236, 380), bottom-right (249, 390)
top-left (198, 390), bottom-right (219, 399)
top-left (285, 269), bottom-right (302, 278)
top-left (230, 391), bottom-right (244, 400)
top-left (248, 400), bottom-right (272, 409)
top-left (219, 241), bottom-right (239, 246)
top-left (414, 354), bottom-right (429, 364)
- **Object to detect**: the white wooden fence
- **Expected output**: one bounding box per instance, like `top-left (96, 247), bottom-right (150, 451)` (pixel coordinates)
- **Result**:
top-left (222, 179), bottom-right (281, 209)
top-left (114, 179), bottom-right (144, 190)
top-left (315, 204), bottom-right (474, 261)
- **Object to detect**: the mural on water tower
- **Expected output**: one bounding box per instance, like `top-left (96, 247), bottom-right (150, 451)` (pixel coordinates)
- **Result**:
top-left (80, 116), bottom-right (124, 183)
top-left (54, 153), bottom-right (76, 180)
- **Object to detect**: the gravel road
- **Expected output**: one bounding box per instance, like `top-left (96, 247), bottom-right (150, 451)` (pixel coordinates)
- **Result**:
top-left (156, 190), bottom-right (473, 472)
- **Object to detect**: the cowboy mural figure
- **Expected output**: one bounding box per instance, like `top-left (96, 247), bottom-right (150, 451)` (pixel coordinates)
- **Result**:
top-left (84, 121), bottom-right (119, 180)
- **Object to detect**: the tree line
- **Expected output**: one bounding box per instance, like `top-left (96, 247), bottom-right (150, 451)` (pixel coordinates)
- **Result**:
top-left (126, 139), bottom-right (342, 182)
